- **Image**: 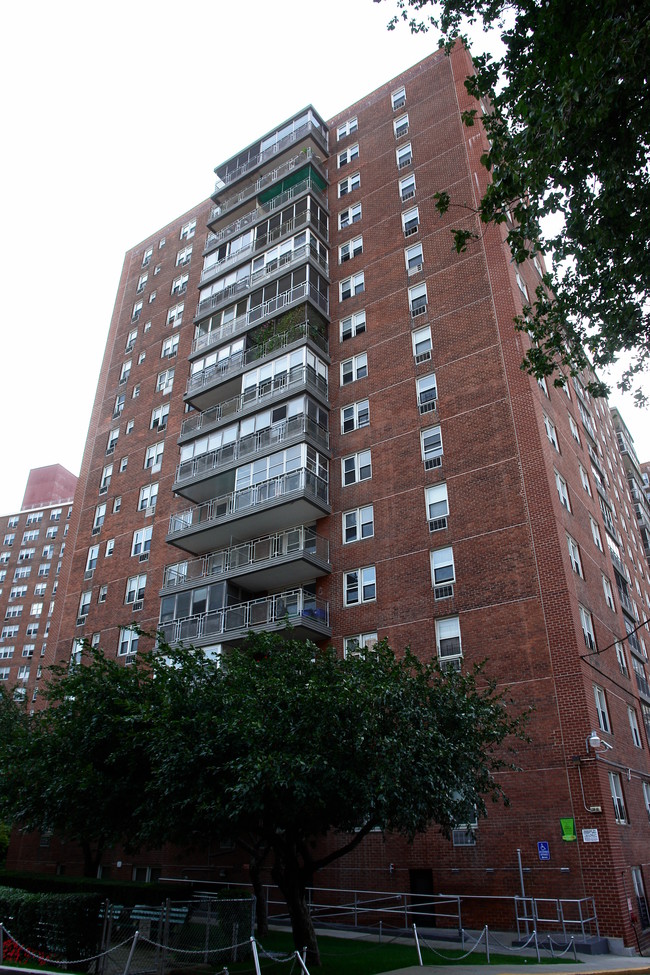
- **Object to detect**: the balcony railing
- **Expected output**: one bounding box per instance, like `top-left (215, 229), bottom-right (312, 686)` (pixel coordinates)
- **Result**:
top-left (212, 149), bottom-right (323, 220)
top-left (629, 630), bottom-right (643, 657)
top-left (206, 177), bottom-right (327, 249)
top-left (198, 243), bottom-right (329, 317)
top-left (188, 320), bottom-right (327, 396)
top-left (214, 120), bottom-right (328, 193)
top-left (608, 546), bottom-right (625, 577)
top-left (180, 366), bottom-right (328, 438)
top-left (168, 468), bottom-right (329, 538)
top-left (159, 587), bottom-right (329, 647)
top-left (162, 526), bottom-right (329, 589)
top-left (196, 275), bottom-right (329, 333)
top-left (201, 210), bottom-right (328, 284)
top-left (617, 586), bottom-right (635, 616)
top-left (635, 670), bottom-right (650, 700)
top-left (175, 414), bottom-right (329, 484)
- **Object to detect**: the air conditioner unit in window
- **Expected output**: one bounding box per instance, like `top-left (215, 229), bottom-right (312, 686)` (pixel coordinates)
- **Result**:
top-left (119, 376), bottom-right (128, 386)
top-left (424, 455), bottom-right (442, 471)
top-left (76, 616), bottom-right (87, 627)
top-left (408, 264), bottom-right (424, 276)
top-left (99, 485), bottom-right (108, 495)
top-left (106, 445), bottom-right (115, 455)
top-left (434, 583), bottom-right (454, 600)
top-left (132, 600), bottom-right (143, 612)
top-left (145, 506), bottom-right (156, 518)
top-left (139, 552), bottom-right (149, 563)
top-left (91, 526), bottom-right (101, 536)
top-left (84, 569), bottom-right (94, 580)
top-left (151, 462), bottom-right (162, 474)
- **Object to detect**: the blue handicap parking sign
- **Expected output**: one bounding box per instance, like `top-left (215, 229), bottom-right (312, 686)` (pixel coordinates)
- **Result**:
top-left (537, 841), bottom-right (550, 860)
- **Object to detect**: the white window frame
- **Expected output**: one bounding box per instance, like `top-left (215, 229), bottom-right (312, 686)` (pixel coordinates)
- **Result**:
top-left (602, 575), bottom-right (615, 611)
top-left (405, 242), bottom-right (424, 273)
top-left (341, 353), bottom-right (368, 385)
top-left (125, 574), bottom-right (147, 604)
top-left (391, 86), bottom-right (406, 110)
top-left (402, 206), bottom-right (419, 236)
top-left (340, 310), bottom-right (366, 341)
top-left (417, 374), bottom-right (437, 414)
top-left (555, 470), bottom-right (571, 510)
top-left (339, 203), bottom-right (362, 229)
top-left (180, 219), bottom-right (196, 240)
top-left (399, 173), bottom-right (416, 201)
top-left (343, 505), bottom-right (374, 544)
top-left (340, 272), bottom-right (365, 301)
top-left (567, 535), bottom-right (583, 576)
top-left (132, 526), bottom-right (153, 558)
top-left (344, 632), bottom-right (378, 656)
top-left (342, 450), bottom-right (372, 486)
top-left (436, 616), bottom-right (462, 667)
top-left (544, 414), bottom-right (559, 450)
top-left (421, 425), bottom-right (443, 469)
top-left (594, 684), bottom-right (610, 732)
top-left (431, 547), bottom-right (455, 597)
top-left (426, 483), bottom-right (449, 532)
top-left (412, 325), bottom-right (432, 362)
top-left (344, 566), bottom-right (376, 606)
top-left (590, 517), bottom-right (603, 551)
top-left (629, 707), bottom-right (643, 748)
top-left (337, 117), bottom-right (358, 141)
top-left (338, 143), bottom-right (359, 167)
top-left (394, 114), bottom-right (409, 138)
top-left (341, 399), bottom-right (370, 434)
top-left (338, 172), bottom-right (360, 197)
top-left (409, 282), bottom-right (427, 317)
top-left (396, 142), bottom-right (413, 169)
top-left (339, 236), bottom-right (363, 264)
top-left (609, 771), bottom-right (627, 823)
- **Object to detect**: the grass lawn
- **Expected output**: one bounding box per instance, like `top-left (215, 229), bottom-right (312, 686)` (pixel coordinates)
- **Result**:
top-left (216, 930), bottom-right (576, 974)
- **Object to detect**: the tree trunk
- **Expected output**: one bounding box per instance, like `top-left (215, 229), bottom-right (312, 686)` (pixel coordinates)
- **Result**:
top-left (249, 852), bottom-right (269, 936)
top-left (81, 839), bottom-right (103, 878)
top-left (272, 857), bottom-right (320, 967)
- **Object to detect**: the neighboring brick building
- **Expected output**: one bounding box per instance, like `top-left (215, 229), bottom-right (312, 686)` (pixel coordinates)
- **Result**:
top-left (0, 466), bottom-right (76, 704)
top-left (8, 46), bottom-right (650, 945)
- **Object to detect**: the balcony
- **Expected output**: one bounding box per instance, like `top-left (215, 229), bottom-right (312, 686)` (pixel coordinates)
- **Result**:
top-left (629, 629), bottom-right (644, 658)
top-left (634, 670), bottom-right (650, 702)
top-left (173, 414), bottom-right (330, 503)
top-left (167, 467), bottom-right (330, 554)
top-left (197, 243), bottom-right (329, 320)
top-left (617, 586), bottom-right (635, 616)
top-left (180, 365), bottom-right (328, 440)
top-left (609, 546), bottom-right (625, 577)
top-left (161, 526), bottom-right (330, 594)
top-left (186, 317), bottom-right (328, 412)
top-left (205, 177), bottom-right (328, 250)
top-left (159, 587), bottom-right (330, 649)
top-left (210, 150), bottom-right (326, 223)
top-left (213, 119), bottom-right (328, 196)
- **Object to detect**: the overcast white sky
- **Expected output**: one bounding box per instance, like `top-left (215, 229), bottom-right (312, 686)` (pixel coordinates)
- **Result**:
top-left (1, 0), bottom-right (647, 513)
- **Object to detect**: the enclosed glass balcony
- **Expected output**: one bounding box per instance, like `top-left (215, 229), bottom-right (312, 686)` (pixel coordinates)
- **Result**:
top-left (210, 155), bottom-right (327, 224)
top-left (162, 526), bottom-right (330, 594)
top-left (167, 467), bottom-right (330, 554)
top-left (158, 587), bottom-right (330, 649)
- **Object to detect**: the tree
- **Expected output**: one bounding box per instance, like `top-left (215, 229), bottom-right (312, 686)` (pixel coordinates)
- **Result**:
top-left (0, 643), bottom-right (158, 876)
top-left (376, 0), bottom-right (650, 401)
top-left (144, 633), bottom-right (526, 967)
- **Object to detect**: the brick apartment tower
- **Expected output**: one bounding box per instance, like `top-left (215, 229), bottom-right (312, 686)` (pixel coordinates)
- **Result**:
top-left (0, 466), bottom-right (76, 703)
top-left (9, 45), bottom-right (650, 945)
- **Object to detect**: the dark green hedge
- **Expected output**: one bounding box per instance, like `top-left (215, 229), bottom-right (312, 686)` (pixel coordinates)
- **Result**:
top-left (0, 887), bottom-right (102, 968)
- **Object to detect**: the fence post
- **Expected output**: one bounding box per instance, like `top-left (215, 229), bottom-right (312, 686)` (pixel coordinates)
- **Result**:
top-left (160, 898), bottom-right (171, 975)
top-left (232, 922), bottom-right (239, 963)
top-left (123, 931), bottom-right (140, 975)
top-left (572, 936), bottom-right (577, 961)
top-left (534, 929), bottom-right (540, 963)
top-left (204, 898), bottom-right (211, 962)
top-left (250, 937), bottom-right (262, 975)
top-left (379, 920), bottom-right (382, 944)
top-left (294, 949), bottom-right (311, 974)
top-left (461, 927), bottom-right (465, 950)
top-left (413, 924), bottom-right (423, 966)
top-left (485, 925), bottom-right (490, 964)
top-left (404, 893), bottom-right (408, 930)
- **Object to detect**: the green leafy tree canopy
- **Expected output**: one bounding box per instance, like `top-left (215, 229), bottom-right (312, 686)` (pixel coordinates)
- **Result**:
top-left (377, 0), bottom-right (650, 401)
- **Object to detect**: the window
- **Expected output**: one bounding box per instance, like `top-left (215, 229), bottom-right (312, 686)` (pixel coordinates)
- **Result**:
top-left (399, 173), bottom-right (416, 201)
top-left (22, 530), bottom-right (38, 543)
top-left (1, 625), bottom-right (19, 640)
top-left (148, 291), bottom-right (156, 304)
top-left (338, 172), bottom-right (360, 197)
top-left (632, 868), bottom-right (650, 928)
top-left (38, 563), bottom-right (50, 577)
top-left (594, 685), bottom-right (610, 731)
top-left (0, 553), bottom-right (9, 565)
top-left (132, 526), bottom-right (153, 557)
top-left (176, 245), bottom-right (192, 266)
top-left (3, 533), bottom-right (14, 546)
top-left (126, 574), bottom-right (146, 604)
top-left (79, 591), bottom-right (91, 619)
top-left (344, 566), bottom-right (376, 605)
top-left (86, 545), bottom-right (99, 574)
top-left (392, 86), bottom-right (406, 110)
top-left (412, 325), bottom-right (432, 362)
top-left (436, 617), bottom-right (462, 669)
top-left (341, 399), bottom-right (370, 433)
top-left (342, 450), bottom-right (372, 486)
top-left (569, 414), bottom-right (581, 443)
top-left (340, 310), bottom-right (366, 341)
top-left (159, 237), bottom-right (166, 249)
top-left (142, 246), bottom-right (153, 267)
top-left (603, 575), bottom-right (615, 611)
top-left (402, 206), bottom-right (420, 236)
top-left (409, 282), bottom-right (427, 317)
top-left (339, 203), bottom-right (362, 229)
top-left (167, 303), bottom-right (184, 327)
top-left (431, 547), bottom-right (455, 598)
top-left (106, 429), bottom-right (119, 455)
top-left (125, 328), bottom-right (138, 353)
top-left (145, 442), bottom-right (164, 470)
top-left (629, 707), bottom-right (643, 748)
top-left (567, 535), bottom-right (583, 576)
top-left (555, 471), bottom-right (571, 510)
top-left (93, 503), bottom-right (106, 531)
top-left (119, 627), bottom-right (139, 656)
top-left (590, 517), bottom-right (603, 551)
top-left (394, 113), bottom-right (409, 138)
top-left (396, 142), bottom-right (413, 168)
top-left (581, 606), bottom-right (596, 650)
top-left (98, 585), bottom-right (108, 604)
top-left (154, 264), bottom-right (161, 276)
top-left (337, 117), bottom-right (358, 140)
top-left (341, 353), bottom-right (368, 385)
top-left (338, 143), bottom-right (359, 167)
top-left (579, 464), bottom-right (592, 496)
top-left (119, 456), bottom-right (128, 473)
top-left (113, 394), bottom-right (125, 418)
top-left (17, 665), bottom-right (30, 681)
top-left (171, 273), bottom-right (188, 295)
top-left (180, 219), bottom-right (196, 240)
top-left (537, 376), bottom-right (549, 396)
top-left (100, 464), bottom-right (113, 493)
top-left (417, 374), bottom-right (437, 414)
top-left (339, 236), bottom-right (363, 263)
top-left (643, 783), bottom-right (650, 820)
top-left (105, 538), bottom-right (115, 557)
top-left (344, 632), bottom-right (378, 656)
top-left (421, 425), bottom-right (443, 469)
top-left (113, 497), bottom-right (121, 514)
top-left (340, 272), bottom-right (365, 301)
top-left (609, 772), bottom-right (627, 823)
top-left (26, 623), bottom-right (38, 637)
top-left (405, 242), bottom-right (424, 273)
top-left (544, 414), bottom-right (559, 450)
top-left (9, 586), bottom-right (27, 600)
top-left (30, 602), bottom-right (43, 617)
top-left (7, 516), bottom-right (18, 529)
top-left (157, 367), bottom-right (175, 393)
top-left (138, 483), bottom-right (159, 511)
top-left (0, 668), bottom-right (9, 682)
top-left (126, 419), bottom-right (134, 435)
top-left (132, 300), bottom-right (143, 322)
top-left (151, 403), bottom-right (169, 431)
top-left (136, 272), bottom-right (148, 294)
top-left (343, 505), bottom-right (374, 543)
top-left (615, 641), bottom-right (629, 678)
top-left (426, 483), bottom-right (449, 532)
top-left (18, 548), bottom-right (35, 562)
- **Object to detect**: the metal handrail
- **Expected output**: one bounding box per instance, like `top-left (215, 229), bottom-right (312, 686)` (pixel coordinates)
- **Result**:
top-left (214, 120), bottom-right (327, 193)
top-left (206, 177), bottom-right (327, 247)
